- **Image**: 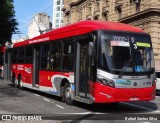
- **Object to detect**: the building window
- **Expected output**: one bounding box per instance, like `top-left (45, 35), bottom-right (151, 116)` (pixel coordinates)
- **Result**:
top-left (56, 20), bottom-right (59, 23)
top-left (136, 2), bottom-right (140, 12)
top-left (115, 0), bottom-right (122, 20)
top-left (38, 17), bottom-right (42, 22)
top-left (94, 16), bottom-right (99, 20)
top-left (56, 25), bottom-right (59, 27)
top-left (102, 12), bottom-right (108, 20)
top-left (57, 0), bottom-right (60, 5)
top-left (56, 6), bottom-right (60, 11)
top-left (116, 7), bottom-right (122, 20)
top-left (56, 13), bottom-right (60, 17)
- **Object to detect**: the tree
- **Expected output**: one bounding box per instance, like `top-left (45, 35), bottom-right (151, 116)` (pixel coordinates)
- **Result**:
top-left (0, 0), bottom-right (18, 45)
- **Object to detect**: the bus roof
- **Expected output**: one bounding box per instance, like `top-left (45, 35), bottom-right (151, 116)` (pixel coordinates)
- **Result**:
top-left (14, 20), bottom-right (145, 47)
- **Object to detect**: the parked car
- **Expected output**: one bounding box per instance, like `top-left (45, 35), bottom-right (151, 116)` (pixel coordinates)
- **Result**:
top-left (156, 71), bottom-right (160, 95)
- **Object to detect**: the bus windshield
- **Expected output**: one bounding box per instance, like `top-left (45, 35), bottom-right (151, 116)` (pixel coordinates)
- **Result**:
top-left (98, 31), bottom-right (155, 75)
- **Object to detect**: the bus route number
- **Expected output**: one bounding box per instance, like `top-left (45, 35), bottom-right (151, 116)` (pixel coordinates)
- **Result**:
top-left (113, 36), bottom-right (128, 42)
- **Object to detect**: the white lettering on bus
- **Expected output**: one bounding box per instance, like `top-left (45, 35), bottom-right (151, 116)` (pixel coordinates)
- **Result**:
top-left (17, 65), bottom-right (24, 70)
top-left (29, 37), bottom-right (49, 44)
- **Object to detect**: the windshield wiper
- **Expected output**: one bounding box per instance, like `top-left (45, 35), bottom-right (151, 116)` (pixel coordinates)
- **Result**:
top-left (118, 59), bottom-right (132, 78)
top-left (118, 66), bottom-right (129, 78)
top-left (141, 66), bottom-right (150, 77)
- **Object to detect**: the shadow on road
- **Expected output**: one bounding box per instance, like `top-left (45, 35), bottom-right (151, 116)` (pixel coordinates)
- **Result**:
top-left (6, 83), bottom-right (159, 114)
top-left (8, 83), bottom-right (62, 101)
top-left (0, 83), bottom-right (24, 98)
top-left (74, 101), bottom-right (158, 113)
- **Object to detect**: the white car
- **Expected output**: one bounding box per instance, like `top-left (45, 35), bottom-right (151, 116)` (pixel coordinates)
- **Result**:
top-left (156, 71), bottom-right (160, 95)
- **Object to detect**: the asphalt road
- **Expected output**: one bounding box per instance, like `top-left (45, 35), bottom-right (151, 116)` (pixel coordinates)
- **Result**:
top-left (0, 79), bottom-right (160, 123)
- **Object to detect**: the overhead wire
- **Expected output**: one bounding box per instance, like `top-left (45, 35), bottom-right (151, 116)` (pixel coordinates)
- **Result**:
top-left (14, 4), bottom-right (53, 36)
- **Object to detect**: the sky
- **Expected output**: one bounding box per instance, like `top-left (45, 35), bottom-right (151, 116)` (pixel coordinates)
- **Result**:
top-left (12, 0), bottom-right (53, 40)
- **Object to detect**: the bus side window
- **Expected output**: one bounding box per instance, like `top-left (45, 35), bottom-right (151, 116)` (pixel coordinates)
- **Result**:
top-left (40, 43), bottom-right (50, 70)
top-left (18, 48), bottom-right (25, 64)
top-left (50, 42), bottom-right (61, 70)
top-left (25, 47), bottom-right (33, 63)
top-left (62, 39), bottom-right (74, 71)
top-left (12, 49), bottom-right (18, 63)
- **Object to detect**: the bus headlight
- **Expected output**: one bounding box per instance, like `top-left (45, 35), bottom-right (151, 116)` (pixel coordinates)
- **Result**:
top-left (97, 78), bottom-right (115, 88)
top-left (152, 78), bottom-right (157, 86)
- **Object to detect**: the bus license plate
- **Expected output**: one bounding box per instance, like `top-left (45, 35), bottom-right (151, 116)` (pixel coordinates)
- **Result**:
top-left (129, 97), bottom-right (139, 101)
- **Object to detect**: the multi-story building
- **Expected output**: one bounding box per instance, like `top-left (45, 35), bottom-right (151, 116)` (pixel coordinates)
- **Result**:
top-left (28, 13), bottom-right (52, 39)
top-left (63, 0), bottom-right (160, 70)
top-left (53, 0), bottom-right (64, 28)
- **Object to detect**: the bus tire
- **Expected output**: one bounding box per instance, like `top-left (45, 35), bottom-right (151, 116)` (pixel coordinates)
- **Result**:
top-left (19, 76), bottom-right (23, 89)
top-left (14, 79), bottom-right (18, 88)
top-left (64, 83), bottom-right (74, 105)
top-left (12, 74), bottom-right (15, 84)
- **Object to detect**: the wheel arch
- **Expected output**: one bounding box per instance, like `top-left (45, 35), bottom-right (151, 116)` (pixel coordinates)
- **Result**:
top-left (60, 78), bottom-right (70, 97)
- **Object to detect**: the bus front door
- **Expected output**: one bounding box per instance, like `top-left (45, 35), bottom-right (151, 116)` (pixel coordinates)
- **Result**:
top-left (33, 46), bottom-right (40, 87)
top-left (76, 41), bottom-right (91, 101)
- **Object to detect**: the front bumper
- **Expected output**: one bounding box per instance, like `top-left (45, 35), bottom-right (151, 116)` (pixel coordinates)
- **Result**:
top-left (93, 82), bottom-right (156, 103)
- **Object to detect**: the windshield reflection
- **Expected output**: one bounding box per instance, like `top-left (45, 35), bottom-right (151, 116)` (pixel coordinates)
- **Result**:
top-left (98, 31), bottom-right (154, 75)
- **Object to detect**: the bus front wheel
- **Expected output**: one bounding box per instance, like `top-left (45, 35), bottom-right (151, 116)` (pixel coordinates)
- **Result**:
top-left (64, 83), bottom-right (74, 105)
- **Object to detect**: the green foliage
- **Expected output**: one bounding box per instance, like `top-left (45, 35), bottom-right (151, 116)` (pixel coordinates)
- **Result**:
top-left (0, 0), bottom-right (18, 45)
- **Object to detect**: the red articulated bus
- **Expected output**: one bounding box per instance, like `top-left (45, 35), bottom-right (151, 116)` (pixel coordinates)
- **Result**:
top-left (0, 46), bottom-right (5, 78)
top-left (4, 20), bottom-right (156, 105)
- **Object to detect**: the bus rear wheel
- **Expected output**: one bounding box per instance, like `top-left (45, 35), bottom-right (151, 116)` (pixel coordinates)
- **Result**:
top-left (14, 79), bottom-right (18, 88)
top-left (64, 83), bottom-right (74, 105)
top-left (19, 76), bottom-right (23, 89)
top-left (12, 74), bottom-right (18, 88)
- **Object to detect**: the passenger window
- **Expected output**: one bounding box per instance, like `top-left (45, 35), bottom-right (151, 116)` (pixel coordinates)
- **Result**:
top-left (17, 48), bottom-right (24, 64)
top-left (12, 49), bottom-right (18, 63)
top-left (62, 39), bottom-right (74, 71)
top-left (50, 42), bottom-right (61, 70)
top-left (40, 44), bottom-right (50, 70)
top-left (25, 47), bottom-right (33, 63)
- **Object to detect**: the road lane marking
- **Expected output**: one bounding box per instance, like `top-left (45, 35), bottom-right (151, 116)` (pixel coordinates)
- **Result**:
top-left (60, 112), bottom-right (102, 114)
top-left (138, 121), bottom-right (152, 123)
top-left (34, 94), bottom-right (40, 97)
top-left (43, 98), bottom-right (50, 102)
top-left (55, 104), bottom-right (64, 109)
top-left (122, 102), bottom-right (154, 112)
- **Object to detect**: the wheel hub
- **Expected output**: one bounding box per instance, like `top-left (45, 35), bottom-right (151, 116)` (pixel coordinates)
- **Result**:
top-left (65, 87), bottom-right (71, 99)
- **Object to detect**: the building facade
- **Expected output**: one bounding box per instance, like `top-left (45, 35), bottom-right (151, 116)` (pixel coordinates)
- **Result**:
top-left (53, 0), bottom-right (64, 28)
top-left (63, 0), bottom-right (160, 70)
top-left (28, 13), bottom-right (52, 39)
